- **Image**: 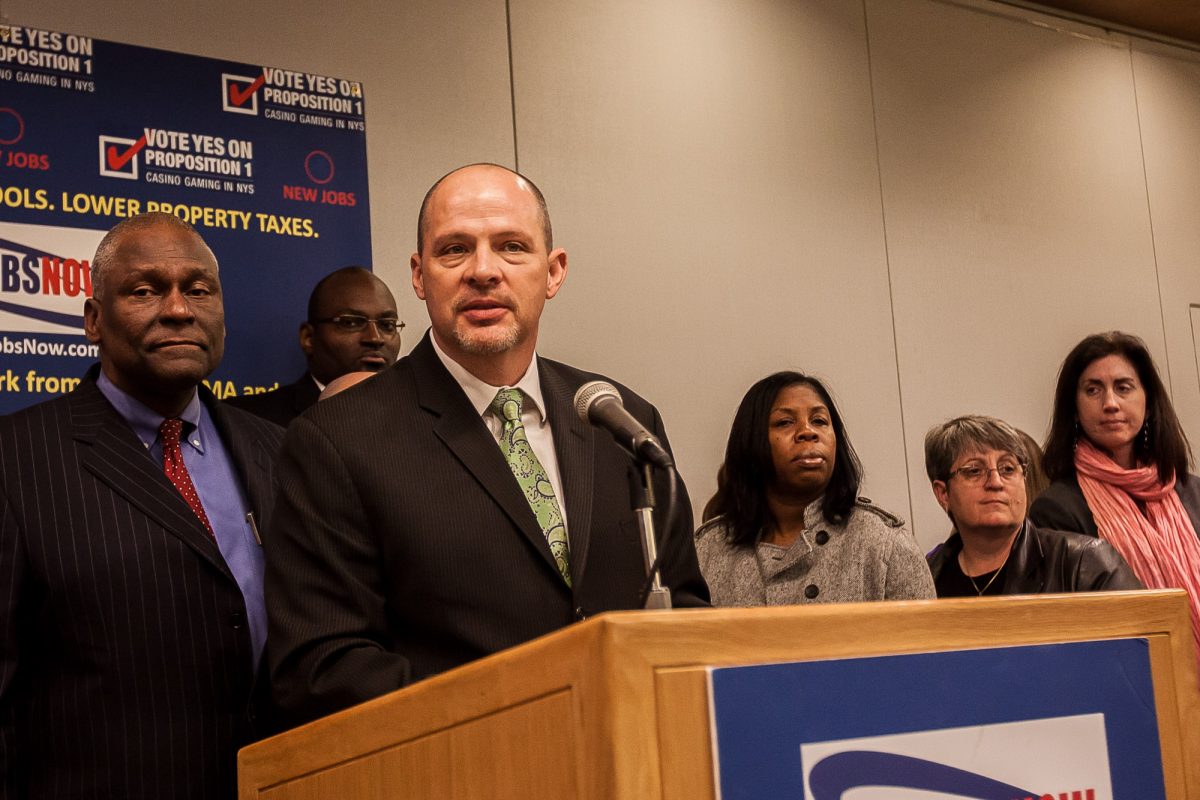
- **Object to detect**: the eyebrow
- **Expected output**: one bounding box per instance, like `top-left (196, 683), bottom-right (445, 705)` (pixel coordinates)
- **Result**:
top-left (327, 307), bottom-right (398, 316)
top-left (770, 404), bottom-right (829, 415)
top-left (958, 454), bottom-right (1020, 465)
top-left (430, 228), bottom-right (533, 245)
top-left (1080, 376), bottom-right (1135, 386)
top-left (119, 265), bottom-right (217, 282)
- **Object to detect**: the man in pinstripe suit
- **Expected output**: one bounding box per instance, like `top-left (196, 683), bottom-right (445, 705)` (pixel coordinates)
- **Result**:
top-left (266, 164), bottom-right (708, 725)
top-left (0, 213), bottom-right (284, 798)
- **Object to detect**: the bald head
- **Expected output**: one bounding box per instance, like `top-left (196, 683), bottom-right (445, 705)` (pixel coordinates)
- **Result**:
top-left (300, 266), bottom-right (401, 384)
top-left (319, 370), bottom-right (376, 400)
top-left (306, 266), bottom-right (392, 322)
top-left (416, 163), bottom-right (553, 254)
top-left (408, 161), bottom-right (568, 386)
top-left (91, 212), bottom-right (213, 300)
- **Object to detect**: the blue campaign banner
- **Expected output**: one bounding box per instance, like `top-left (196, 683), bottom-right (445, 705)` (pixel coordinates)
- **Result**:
top-left (0, 24), bottom-right (370, 412)
top-left (708, 639), bottom-right (1164, 800)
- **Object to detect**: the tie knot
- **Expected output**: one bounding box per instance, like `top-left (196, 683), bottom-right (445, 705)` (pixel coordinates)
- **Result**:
top-left (159, 417), bottom-right (184, 444)
top-left (489, 388), bottom-right (523, 423)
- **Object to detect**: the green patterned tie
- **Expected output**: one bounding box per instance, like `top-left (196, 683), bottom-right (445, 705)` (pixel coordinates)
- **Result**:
top-left (489, 388), bottom-right (571, 587)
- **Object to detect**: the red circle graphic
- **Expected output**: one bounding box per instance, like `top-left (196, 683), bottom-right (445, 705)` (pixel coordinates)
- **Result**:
top-left (304, 150), bottom-right (335, 185)
top-left (0, 108), bottom-right (25, 146)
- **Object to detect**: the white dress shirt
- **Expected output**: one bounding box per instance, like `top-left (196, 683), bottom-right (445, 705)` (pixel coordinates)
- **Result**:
top-left (430, 335), bottom-right (569, 533)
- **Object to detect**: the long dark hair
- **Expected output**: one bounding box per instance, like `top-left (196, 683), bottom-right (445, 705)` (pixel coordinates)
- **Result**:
top-left (704, 371), bottom-right (862, 546)
top-left (1043, 331), bottom-right (1192, 484)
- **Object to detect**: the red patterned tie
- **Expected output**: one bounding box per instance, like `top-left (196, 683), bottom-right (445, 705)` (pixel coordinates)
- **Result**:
top-left (160, 418), bottom-right (214, 538)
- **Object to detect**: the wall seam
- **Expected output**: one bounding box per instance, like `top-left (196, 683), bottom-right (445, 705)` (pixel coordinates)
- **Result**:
top-left (1128, 43), bottom-right (1175, 396)
top-left (861, 0), bottom-right (916, 532)
top-left (505, 0), bottom-right (520, 172)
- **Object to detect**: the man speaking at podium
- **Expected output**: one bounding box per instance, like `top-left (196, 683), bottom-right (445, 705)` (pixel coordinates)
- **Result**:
top-left (266, 163), bottom-right (708, 724)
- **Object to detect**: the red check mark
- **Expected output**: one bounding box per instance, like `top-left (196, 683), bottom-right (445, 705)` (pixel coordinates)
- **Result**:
top-left (229, 74), bottom-right (266, 107)
top-left (106, 135), bottom-right (147, 171)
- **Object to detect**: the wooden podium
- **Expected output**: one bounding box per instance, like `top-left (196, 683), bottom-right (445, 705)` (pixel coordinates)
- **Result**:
top-left (239, 590), bottom-right (1200, 799)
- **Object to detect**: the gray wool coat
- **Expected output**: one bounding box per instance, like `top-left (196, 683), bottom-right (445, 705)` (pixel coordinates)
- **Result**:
top-left (694, 498), bottom-right (936, 606)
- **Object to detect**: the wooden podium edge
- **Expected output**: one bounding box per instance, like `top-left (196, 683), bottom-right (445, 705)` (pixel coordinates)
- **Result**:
top-left (239, 591), bottom-right (1200, 799)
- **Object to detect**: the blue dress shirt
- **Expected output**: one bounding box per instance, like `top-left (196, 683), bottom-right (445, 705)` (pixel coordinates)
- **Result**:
top-left (96, 372), bottom-right (267, 671)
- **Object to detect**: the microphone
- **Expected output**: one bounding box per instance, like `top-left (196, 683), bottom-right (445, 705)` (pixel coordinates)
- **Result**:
top-left (574, 381), bottom-right (674, 468)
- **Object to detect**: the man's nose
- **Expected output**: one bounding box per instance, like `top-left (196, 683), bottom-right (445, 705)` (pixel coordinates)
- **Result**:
top-left (160, 288), bottom-right (195, 320)
top-left (360, 321), bottom-right (386, 344)
top-left (464, 246), bottom-right (501, 284)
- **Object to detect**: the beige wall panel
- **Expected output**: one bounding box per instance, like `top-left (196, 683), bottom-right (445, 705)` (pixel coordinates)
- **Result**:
top-left (869, 0), bottom-right (1167, 546)
top-left (1131, 44), bottom-right (1200, 460)
top-left (14, 0), bottom-right (1200, 549)
top-left (508, 0), bottom-right (909, 525)
top-left (3, 0), bottom-right (515, 340)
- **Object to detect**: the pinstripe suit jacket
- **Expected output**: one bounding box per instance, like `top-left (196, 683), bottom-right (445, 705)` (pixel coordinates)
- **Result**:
top-left (266, 334), bottom-right (709, 724)
top-left (0, 373), bottom-right (284, 799)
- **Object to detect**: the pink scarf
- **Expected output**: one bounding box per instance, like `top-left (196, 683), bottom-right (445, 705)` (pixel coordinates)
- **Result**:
top-left (1075, 439), bottom-right (1200, 653)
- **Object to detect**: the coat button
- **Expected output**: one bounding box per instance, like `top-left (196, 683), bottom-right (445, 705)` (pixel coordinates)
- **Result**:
top-left (229, 611), bottom-right (246, 629)
top-left (804, 584), bottom-right (819, 599)
top-left (575, 606), bottom-right (587, 621)
top-left (815, 530), bottom-right (830, 545)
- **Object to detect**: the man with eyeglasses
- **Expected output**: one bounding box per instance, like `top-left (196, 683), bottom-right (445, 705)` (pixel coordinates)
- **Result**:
top-left (227, 266), bottom-right (402, 427)
top-left (924, 415), bottom-right (1141, 597)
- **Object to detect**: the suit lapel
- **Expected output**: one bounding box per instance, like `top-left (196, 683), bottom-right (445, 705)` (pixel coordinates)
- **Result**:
top-left (208, 395), bottom-right (276, 523)
top-left (411, 338), bottom-right (563, 580)
top-left (540, 360), bottom-right (596, 589)
top-left (70, 380), bottom-right (232, 578)
top-left (291, 373), bottom-right (320, 416)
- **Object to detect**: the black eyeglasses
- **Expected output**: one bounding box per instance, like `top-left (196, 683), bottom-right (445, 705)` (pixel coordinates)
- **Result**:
top-left (313, 315), bottom-right (405, 336)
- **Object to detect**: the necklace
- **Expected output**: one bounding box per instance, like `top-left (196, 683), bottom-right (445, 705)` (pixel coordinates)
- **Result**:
top-left (961, 549), bottom-right (1010, 596)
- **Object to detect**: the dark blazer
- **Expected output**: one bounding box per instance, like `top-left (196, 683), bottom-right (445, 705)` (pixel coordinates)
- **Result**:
top-left (1030, 473), bottom-right (1200, 540)
top-left (0, 372), bottom-right (284, 799)
top-left (224, 372), bottom-right (320, 428)
top-left (266, 334), bottom-right (709, 724)
top-left (927, 521), bottom-right (1143, 595)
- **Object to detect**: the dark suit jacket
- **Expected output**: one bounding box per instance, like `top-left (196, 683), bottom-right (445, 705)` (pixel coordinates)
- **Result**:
top-left (224, 372), bottom-right (320, 428)
top-left (0, 372), bottom-right (284, 799)
top-left (1030, 473), bottom-right (1200, 540)
top-left (266, 334), bottom-right (709, 724)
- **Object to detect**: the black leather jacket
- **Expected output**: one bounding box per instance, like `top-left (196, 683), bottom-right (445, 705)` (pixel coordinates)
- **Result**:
top-left (927, 521), bottom-right (1143, 595)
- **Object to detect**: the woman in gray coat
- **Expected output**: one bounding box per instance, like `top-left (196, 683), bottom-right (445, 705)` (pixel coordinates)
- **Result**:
top-left (696, 371), bottom-right (934, 606)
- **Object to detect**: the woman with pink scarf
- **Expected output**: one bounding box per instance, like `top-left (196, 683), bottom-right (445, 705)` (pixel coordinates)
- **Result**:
top-left (1030, 331), bottom-right (1200, 651)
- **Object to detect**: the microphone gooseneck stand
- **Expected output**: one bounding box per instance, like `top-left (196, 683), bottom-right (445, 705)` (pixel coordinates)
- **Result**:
top-left (630, 462), bottom-right (680, 610)
top-left (573, 380), bottom-right (679, 610)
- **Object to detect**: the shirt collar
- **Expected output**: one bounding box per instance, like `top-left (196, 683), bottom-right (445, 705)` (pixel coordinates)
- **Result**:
top-left (430, 333), bottom-right (548, 424)
top-left (96, 370), bottom-right (204, 450)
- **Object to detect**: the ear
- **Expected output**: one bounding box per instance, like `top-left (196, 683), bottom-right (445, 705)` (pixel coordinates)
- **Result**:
top-left (545, 247), bottom-right (567, 299)
top-left (410, 251), bottom-right (426, 301)
top-left (298, 322), bottom-right (314, 358)
top-left (931, 480), bottom-right (951, 513)
top-left (83, 298), bottom-right (102, 344)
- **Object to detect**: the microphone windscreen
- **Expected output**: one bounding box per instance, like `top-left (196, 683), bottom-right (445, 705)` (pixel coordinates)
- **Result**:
top-left (573, 380), bottom-right (621, 422)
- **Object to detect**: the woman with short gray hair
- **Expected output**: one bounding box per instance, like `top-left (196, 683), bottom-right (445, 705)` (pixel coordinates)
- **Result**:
top-left (924, 415), bottom-right (1140, 597)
